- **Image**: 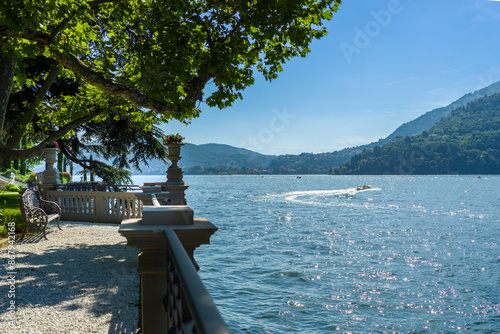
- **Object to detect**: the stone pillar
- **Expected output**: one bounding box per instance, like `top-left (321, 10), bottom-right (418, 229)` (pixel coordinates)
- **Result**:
top-left (119, 216), bottom-right (218, 334)
top-left (120, 140), bottom-right (218, 333)
top-left (41, 148), bottom-right (59, 191)
top-left (163, 142), bottom-right (188, 205)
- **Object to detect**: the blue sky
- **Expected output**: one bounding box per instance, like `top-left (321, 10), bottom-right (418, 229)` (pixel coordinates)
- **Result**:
top-left (162, 0), bottom-right (500, 156)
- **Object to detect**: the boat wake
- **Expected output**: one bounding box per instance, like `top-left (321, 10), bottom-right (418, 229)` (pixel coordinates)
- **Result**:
top-left (261, 187), bottom-right (381, 207)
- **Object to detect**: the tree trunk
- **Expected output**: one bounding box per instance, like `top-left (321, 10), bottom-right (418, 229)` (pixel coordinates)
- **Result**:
top-left (0, 42), bottom-right (16, 145)
top-left (0, 42), bottom-right (16, 165)
top-left (20, 159), bottom-right (26, 175)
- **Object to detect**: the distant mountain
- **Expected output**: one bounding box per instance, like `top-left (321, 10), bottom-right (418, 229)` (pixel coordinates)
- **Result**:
top-left (267, 80), bottom-right (500, 173)
top-left (333, 93), bottom-right (500, 175)
top-left (380, 80), bottom-right (500, 145)
top-left (198, 143), bottom-right (262, 156)
top-left (136, 143), bottom-right (275, 174)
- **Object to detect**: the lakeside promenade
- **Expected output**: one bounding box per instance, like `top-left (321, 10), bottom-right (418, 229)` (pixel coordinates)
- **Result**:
top-left (0, 222), bottom-right (140, 334)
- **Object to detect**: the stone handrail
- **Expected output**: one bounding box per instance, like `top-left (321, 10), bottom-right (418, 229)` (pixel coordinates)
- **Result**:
top-left (45, 190), bottom-right (143, 223)
top-left (163, 229), bottom-right (230, 334)
top-left (53, 183), bottom-right (143, 192)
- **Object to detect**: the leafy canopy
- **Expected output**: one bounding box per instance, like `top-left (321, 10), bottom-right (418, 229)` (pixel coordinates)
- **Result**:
top-left (0, 0), bottom-right (342, 171)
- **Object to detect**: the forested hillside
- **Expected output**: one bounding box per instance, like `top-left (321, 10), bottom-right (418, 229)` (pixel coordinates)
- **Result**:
top-left (267, 80), bottom-right (500, 173)
top-left (333, 93), bottom-right (500, 175)
top-left (135, 143), bottom-right (275, 174)
top-left (268, 150), bottom-right (357, 174)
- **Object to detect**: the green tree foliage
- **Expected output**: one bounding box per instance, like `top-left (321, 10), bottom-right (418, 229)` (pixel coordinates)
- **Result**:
top-left (0, 0), bottom-right (342, 169)
top-left (6, 55), bottom-right (168, 184)
top-left (333, 93), bottom-right (500, 175)
top-left (269, 150), bottom-right (357, 174)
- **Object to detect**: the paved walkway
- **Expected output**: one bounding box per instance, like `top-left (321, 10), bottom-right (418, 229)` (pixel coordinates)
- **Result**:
top-left (0, 222), bottom-right (140, 334)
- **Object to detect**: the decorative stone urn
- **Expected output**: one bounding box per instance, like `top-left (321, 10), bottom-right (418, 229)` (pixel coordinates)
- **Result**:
top-left (41, 147), bottom-right (59, 189)
top-left (163, 142), bottom-right (189, 205)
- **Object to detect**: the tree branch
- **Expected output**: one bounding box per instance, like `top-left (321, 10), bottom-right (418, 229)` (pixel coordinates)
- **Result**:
top-left (52, 49), bottom-right (177, 114)
top-left (57, 140), bottom-right (133, 189)
top-left (1, 109), bottom-right (105, 161)
top-left (0, 30), bottom-right (54, 44)
top-left (7, 64), bottom-right (62, 149)
top-left (42, 109), bottom-right (106, 146)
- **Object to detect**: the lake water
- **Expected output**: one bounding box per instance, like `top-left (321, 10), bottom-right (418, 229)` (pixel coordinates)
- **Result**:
top-left (133, 175), bottom-right (500, 333)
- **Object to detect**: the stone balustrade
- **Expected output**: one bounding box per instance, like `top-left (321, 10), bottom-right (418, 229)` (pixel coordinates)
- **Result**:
top-left (45, 190), bottom-right (143, 223)
top-left (38, 142), bottom-right (226, 333)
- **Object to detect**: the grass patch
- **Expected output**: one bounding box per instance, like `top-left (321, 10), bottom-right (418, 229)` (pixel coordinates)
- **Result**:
top-left (0, 191), bottom-right (25, 238)
top-left (0, 191), bottom-right (22, 208)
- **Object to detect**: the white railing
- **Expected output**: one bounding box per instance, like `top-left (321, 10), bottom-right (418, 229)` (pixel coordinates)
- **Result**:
top-left (46, 190), bottom-right (143, 223)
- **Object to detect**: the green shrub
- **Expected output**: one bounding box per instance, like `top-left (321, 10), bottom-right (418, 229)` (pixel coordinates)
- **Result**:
top-left (0, 210), bottom-right (25, 238)
top-left (0, 224), bottom-right (7, 237)
top-left (4, 183), bottom-right (22, 192)
top-left (0, 193), bottom-right (25, 238)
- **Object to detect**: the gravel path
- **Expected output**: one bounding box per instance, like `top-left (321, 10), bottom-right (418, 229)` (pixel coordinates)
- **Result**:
top-left (0, 222), bottom-right (140, 334)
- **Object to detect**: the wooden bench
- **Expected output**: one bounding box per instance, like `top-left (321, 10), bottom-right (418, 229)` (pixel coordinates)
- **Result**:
top-left (20, 189), bottom-right (62, 240)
